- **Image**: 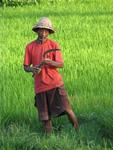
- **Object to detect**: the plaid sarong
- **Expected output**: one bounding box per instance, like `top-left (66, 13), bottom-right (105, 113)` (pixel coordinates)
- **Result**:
top-left (34, 85), bottom-right (71, 121)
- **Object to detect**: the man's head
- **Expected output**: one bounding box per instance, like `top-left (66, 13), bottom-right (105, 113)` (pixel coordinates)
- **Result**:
top-left (32, 17), bottom-right (55, 34)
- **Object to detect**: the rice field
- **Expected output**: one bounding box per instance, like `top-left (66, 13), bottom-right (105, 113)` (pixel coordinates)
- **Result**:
top-left (0, 0), bottom-right (113, 149)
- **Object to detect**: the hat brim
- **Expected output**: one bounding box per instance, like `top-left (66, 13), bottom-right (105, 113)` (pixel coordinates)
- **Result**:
top-left (32, 26), bottom-right (55, 34)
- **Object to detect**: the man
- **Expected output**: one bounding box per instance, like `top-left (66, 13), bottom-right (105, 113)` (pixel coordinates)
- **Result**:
top-left (23, 17), bottom-right (78, 134)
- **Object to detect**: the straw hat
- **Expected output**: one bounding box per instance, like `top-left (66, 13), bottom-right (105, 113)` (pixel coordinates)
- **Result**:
top-left (32, 17), bottom-right (55, 34)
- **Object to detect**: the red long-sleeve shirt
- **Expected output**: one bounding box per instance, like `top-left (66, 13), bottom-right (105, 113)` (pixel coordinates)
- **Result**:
top-left (24, 39), bottom-right (64, 94)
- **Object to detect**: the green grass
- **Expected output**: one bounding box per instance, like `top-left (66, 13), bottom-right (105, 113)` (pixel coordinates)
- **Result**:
top-left (1, 0), bottom-right (113, 149)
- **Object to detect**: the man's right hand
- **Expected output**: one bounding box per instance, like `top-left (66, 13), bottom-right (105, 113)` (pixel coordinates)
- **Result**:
top-left (32, 66), bottom-right (41, 75)
top-left (24, 65), bottom-right (41, 75)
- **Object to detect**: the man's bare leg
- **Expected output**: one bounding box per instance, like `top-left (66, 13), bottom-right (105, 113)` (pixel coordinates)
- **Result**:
top-left (43, 119), bottom-right (53, 134)
top-left (66, 109), bottom-right (78, 129)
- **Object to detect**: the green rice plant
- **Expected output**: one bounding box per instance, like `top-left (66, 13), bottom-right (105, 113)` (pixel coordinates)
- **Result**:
top-left (1, 0), bottom-right (113, 149)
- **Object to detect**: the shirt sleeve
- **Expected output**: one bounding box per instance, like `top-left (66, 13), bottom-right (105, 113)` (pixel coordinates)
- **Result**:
top-left (23, 45), bottom-right (32, 66)
top-left (54, 43), bottom-right (64, 63)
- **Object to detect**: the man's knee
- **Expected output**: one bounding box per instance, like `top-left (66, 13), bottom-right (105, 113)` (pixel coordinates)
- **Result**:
top-left (66, 109), bottom-right (74, 115)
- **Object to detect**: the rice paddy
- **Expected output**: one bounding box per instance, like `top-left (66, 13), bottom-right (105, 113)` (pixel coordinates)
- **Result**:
top-left (0, 0), bottom-right (113, 149)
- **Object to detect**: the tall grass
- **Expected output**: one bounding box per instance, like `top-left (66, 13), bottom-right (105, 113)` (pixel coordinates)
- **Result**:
top-left (1, 0), bottom-right (113, 149)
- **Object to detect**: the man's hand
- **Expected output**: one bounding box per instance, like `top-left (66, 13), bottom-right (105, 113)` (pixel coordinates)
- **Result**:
top-left (24, 65), bottom-right (41, 75)
top-left (32, 66), bottom-right (41, 75)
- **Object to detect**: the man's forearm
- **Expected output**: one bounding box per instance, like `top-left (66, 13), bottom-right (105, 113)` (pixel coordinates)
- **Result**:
top-left (42, 59), bottom-right (64, 68)
top-left (46, 60), bottom-right (64, 68)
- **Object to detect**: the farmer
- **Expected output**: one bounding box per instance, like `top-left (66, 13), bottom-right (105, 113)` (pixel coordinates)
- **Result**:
top-left (23, 17), bottom-right (78, 134)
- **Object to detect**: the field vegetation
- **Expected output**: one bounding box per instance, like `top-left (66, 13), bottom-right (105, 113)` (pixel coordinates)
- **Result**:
top-left (0, 0), bottom-right (113, 149)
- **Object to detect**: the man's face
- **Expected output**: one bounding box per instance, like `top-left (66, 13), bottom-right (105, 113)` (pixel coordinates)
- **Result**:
top-left (37, 28), bottom-right (49, 40)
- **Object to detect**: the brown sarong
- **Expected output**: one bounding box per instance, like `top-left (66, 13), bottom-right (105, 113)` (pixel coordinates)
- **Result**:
top-left (34, 85), bottom-right (71, 121)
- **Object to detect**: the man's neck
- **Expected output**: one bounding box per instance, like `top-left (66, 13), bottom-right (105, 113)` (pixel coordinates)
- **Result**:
top-left (36, 38), bottom-right (48, 44)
